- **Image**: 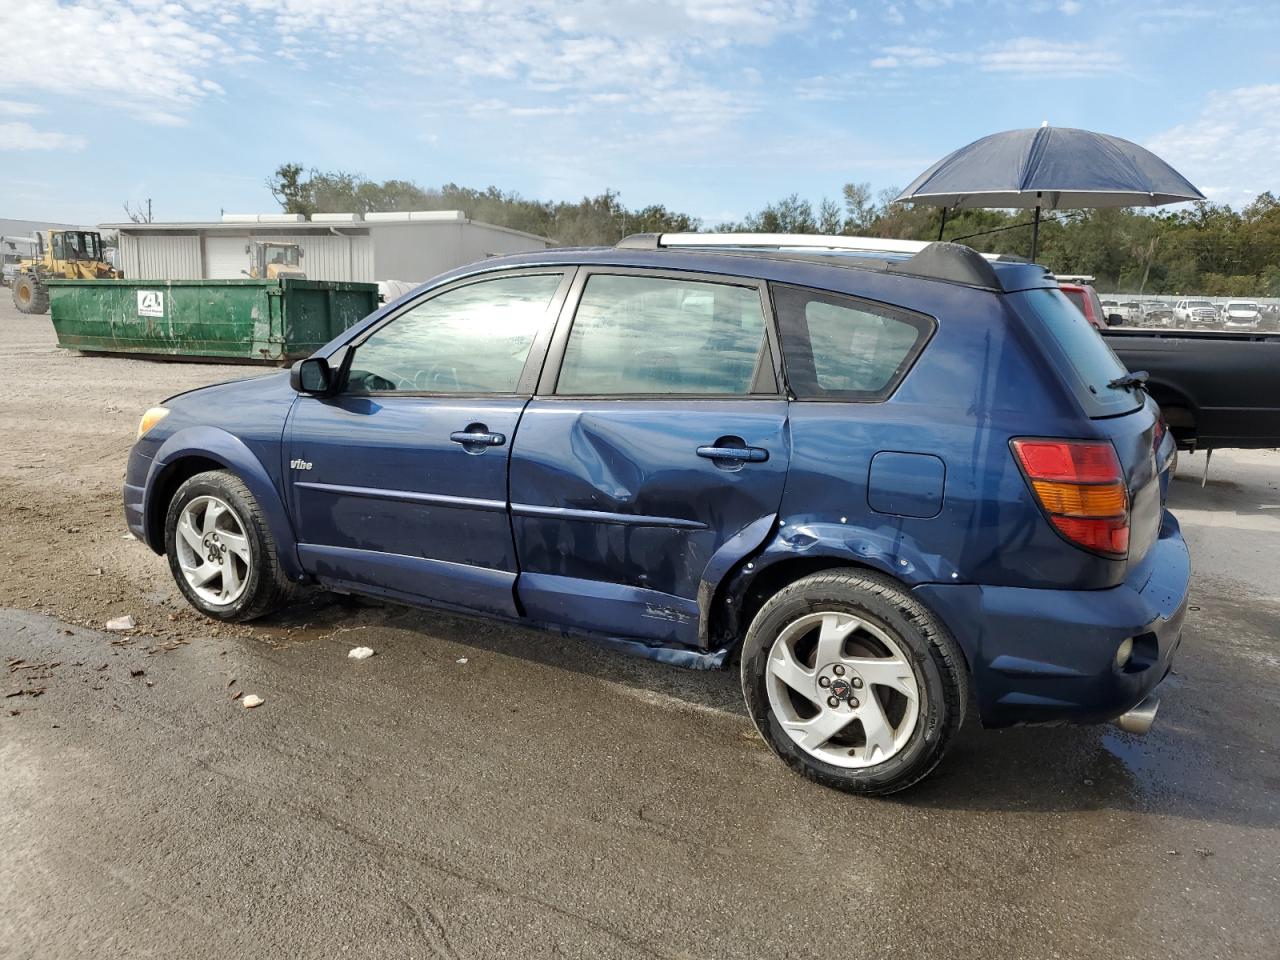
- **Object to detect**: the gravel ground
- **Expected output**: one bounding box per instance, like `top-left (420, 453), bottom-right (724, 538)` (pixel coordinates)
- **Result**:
top-left (2, 298), bottom-right (1278, 959)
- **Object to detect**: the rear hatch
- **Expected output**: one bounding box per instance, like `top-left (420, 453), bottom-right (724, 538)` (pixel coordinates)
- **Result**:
top-left (1008, 288), bottom-right (1164, 567)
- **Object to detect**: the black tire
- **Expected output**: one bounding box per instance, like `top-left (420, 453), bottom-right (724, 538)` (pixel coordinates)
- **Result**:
top-left (740, 569), bottom-right (967, 795)
top-left (12, 275), bottom-right (48, 315)
top-left (164, 470), bottom-right (293, 622)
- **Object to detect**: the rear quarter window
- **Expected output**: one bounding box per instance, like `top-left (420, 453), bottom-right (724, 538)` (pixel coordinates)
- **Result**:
top-left (1008, 288), bottom-right (1142, 418)
top-left (771, 284), bottom-right (934, 401)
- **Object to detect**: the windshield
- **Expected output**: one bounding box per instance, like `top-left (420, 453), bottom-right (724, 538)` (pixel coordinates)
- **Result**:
top-left (1226, 302), bottom-right (1258, 311)
top-left (1009, 288), bottom-right (1142, 418)
top-left (1187, 300), bottom-right (1213, 308)
top-left (262, 244), bottom-right (300, 265)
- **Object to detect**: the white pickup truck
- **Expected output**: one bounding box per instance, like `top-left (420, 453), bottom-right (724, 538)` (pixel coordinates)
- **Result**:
top-left (1172, 298), bottom-right (1219, 327)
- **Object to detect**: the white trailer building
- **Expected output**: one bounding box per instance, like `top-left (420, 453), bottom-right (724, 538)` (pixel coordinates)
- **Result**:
top-left (102, 211), bottom-right (552, 283)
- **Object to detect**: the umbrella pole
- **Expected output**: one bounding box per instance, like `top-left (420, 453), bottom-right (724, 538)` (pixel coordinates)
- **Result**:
top-left (937, 207), bottom-right (947, 241)
top-left (1031, 193), bottom-right (1042, 261)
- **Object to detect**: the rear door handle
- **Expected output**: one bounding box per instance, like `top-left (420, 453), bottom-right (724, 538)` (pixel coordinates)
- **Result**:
top-left (696, 445), bottom-right (768, 463)
top-left (450, 430), bottom-right (506, 447)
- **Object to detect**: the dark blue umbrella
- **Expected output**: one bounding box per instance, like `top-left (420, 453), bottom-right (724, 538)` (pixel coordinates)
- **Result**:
top-left (894, 124), bottom-right (1204, 259)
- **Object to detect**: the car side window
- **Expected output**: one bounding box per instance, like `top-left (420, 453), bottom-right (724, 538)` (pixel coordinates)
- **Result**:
top-left (772, 284), bottom-right (934, 401)
top-left (346, 273), bottom-right (562, 394)
top-left (554, 274), bottom-right (770, 396)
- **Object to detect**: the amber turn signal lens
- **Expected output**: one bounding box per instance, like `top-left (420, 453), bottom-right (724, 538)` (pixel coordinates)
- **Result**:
top-left (1030, 479), bottom-right (1127, 517)
top-left (137, 406), bottom-right (169, 439)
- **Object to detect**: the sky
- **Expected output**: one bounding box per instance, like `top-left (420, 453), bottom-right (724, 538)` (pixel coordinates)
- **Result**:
top-left (1, 0), bottom-right (1278, 227)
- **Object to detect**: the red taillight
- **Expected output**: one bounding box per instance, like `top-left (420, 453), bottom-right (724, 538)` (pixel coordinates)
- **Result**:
top-left (1011, 439), bottom-right (1130, 558)
top-left (1153, 415), bottom-right (1167, 455)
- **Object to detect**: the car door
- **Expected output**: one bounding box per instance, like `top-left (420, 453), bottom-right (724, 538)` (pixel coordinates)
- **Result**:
top-left (508, 268), bottom-right (790, 648)
top-left (286, 269), bottom-right (572, 617)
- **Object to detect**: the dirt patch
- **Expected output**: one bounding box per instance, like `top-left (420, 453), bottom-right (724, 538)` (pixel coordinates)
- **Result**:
top-left (0, 299), bottom-right (282, 636)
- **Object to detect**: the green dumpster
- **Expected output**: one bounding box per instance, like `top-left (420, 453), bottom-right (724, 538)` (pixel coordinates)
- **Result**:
top-left (46, 278), bottom-right (380, 363)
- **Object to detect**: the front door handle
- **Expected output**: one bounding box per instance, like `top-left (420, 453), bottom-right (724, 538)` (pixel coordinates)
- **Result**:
top-left (696, 445), bottom-right (768, 463)
top-left (450, 428), bottom-right (506, 447)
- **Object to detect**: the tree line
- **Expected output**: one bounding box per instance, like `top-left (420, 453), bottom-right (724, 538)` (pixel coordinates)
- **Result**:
top-left (269, 164), bottom-right (1280, 296)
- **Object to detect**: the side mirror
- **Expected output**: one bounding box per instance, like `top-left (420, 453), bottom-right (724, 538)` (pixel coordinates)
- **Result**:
top-left (291, 357), bottom-right (332, 394)
top-left (1106, 313), bottom-right (1124, 326)
top-left (244, 244), bottom-right (251, 254)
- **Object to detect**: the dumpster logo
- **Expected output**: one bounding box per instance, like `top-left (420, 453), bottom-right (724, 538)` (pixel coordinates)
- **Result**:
top-left (137, 290), bottom-right (164, 318)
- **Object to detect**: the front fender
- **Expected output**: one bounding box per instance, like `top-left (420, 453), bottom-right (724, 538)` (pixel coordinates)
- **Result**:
top-left (145, 426), bottom-right (303, 580)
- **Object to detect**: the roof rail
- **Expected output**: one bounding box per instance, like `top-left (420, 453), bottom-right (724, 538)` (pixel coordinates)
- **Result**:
top-left (616, 231), bottom-right (1004, 262)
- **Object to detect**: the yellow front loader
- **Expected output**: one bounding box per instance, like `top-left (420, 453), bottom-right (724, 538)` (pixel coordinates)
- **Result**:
top-left (9, 230), bottom-right (120, 315)
top-left (245, 240), bottom-right (306, 280)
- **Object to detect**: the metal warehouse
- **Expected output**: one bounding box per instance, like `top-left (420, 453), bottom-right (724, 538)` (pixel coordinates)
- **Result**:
top-left (102, 211), bottom-right (553, 283)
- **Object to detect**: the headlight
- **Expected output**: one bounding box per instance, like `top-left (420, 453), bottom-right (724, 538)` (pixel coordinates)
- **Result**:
top-left (137, 406), bottom-right (169, 439)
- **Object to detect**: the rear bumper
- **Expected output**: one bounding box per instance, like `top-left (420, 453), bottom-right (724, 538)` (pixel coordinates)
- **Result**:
top-left (915, 511), bottom-right (1190, 727)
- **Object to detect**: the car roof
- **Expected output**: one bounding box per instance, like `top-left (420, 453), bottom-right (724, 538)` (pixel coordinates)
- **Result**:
top-left (456, 239), bottom-right (1058, 296)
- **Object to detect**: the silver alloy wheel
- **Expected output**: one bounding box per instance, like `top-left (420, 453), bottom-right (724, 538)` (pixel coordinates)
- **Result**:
top-left (765, 611), bottom-right (921, 769)
top-left (173, 495), bottom-right (252, 606)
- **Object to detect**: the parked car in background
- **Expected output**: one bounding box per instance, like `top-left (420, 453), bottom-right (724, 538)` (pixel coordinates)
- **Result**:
top-left (1172, 299), bottom-right (1218, 327)
top-left (1118, 301), bottom-right (1144, 324)
top-left (124, 233), bottom-right (1187, 795)
top-left (1219, 301), bottom-right (1262, 330)
top-left (1059, 282), bottom-right (1111, 328)
top-left (1141, 301), bottom-right (1173, 327)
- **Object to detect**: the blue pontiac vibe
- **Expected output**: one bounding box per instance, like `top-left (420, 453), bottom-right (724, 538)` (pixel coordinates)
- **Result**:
top-left (124, 234), bottom-right (1189, 794)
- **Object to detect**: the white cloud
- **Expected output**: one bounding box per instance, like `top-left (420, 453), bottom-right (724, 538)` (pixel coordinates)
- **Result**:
top-left (0, 121), bottom-right (86, 151)
top-left (979, 37), bottom-right (1123, 76)
top-left (0, 100), bottom-right (44, 117)
top-left (0, 1), bottom-right (232, 123)
top-left (884, 5), bottom-right (905, 25)
top-left (1060, 0), bottom-right (1082, 14)
top-left (1147, 84), bottom-right (1280, 209)
top-left (871, 45), bottom-right (952, 68)
top-left (0, 0), bottom-right (816, 134)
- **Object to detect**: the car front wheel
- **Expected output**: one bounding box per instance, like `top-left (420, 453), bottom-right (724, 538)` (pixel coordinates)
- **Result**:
top-left (740, 569), bottom-right (967, 795)
top-left (164, 470), bottom-right (293, 622)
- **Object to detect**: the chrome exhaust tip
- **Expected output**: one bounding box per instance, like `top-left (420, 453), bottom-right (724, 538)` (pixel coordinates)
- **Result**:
top-left (1115, 694), bottom-right (1160, 735)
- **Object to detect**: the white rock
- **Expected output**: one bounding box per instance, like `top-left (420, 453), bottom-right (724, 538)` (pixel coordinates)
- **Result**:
top-left (121, 532), bottom-right (136, 541)
top-left (242, 694), bottom-right (264, 709)
top-left (348, 646), bottom-right (375, 660)
top-left (456, 657), bottom-right (469, 664)
top-left (105, 615), bottom-right (136, 632)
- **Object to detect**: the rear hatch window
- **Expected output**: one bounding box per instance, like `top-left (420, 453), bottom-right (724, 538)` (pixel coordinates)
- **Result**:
top-left (1009, 288), bottom-right (1142, 418)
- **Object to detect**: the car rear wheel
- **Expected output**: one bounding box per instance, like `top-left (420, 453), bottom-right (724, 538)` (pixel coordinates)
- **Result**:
top-left (740, 569), bottom-right (967, 795)
top-left (164, 470), bottom-right (293, 622)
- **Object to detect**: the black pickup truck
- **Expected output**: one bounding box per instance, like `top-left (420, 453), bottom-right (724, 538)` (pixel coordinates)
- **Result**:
top-left (1101, 328), bottom-right (1280, 451)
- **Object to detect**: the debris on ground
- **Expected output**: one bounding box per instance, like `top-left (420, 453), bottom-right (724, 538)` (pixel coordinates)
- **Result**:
top-left (456, 657), bottom-right (469, 664)
top-left (105, 615), bottom-right (136, 632)
top-left (6, 687), bottom-right (45, 699)
top-left (121, 532), bottom-right (136, 541)
top-left (348, 646), bottom-right (375, 660)
top-left (242, 694), bottom-right (264, 708)
top-left (129, 668), bottom-right (145, 678)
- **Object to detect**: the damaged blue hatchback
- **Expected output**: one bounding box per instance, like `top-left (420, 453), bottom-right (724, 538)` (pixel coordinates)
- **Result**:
top-left (124, 234), bottom-right (1189, 794)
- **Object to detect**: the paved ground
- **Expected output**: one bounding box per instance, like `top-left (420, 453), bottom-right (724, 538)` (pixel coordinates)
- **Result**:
top-left (2, 301), bottom-right (1278, 959)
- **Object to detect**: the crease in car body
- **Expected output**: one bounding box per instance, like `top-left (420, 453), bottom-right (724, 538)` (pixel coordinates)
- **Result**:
top-left (127, 234), bottom-right (1190, 794)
